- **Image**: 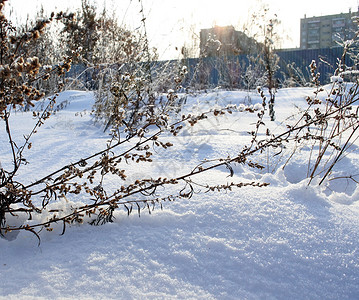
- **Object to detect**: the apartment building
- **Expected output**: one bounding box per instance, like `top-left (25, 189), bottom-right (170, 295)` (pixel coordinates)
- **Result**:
top-left (199, 25), bottom-right (260, 57)
top-left (300, 9), bottom-right (359, 49)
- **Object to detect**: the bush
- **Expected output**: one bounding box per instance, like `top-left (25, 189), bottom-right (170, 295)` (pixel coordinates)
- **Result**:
top-left (1, 1), bottom-right (359, 244)
top-left (0, 3), bottom-right (266, 242)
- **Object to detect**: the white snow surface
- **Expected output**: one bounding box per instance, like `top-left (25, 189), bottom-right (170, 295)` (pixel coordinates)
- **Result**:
top-left (1, 87), bottom-right (359, 299)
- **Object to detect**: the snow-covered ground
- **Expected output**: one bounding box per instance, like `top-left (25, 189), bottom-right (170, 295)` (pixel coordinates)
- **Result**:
top-left (1, 86), bottom-right (359, 299)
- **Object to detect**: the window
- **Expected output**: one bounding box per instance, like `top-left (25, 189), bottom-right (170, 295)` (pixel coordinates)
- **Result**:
top-left (332, 18), bottom-right (345, 28)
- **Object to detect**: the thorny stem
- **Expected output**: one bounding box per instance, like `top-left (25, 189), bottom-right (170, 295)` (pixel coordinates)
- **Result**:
top-left (102, 98), bottom-right (359, 204)
top-left (10, 99), bottom-right (326, 231)
top-left (26, 110), bottom-right (202, 193)
top-left (29, 130), bottom-right (160, 195)
top-left (3, 110), bottom-right (18, 177)
top-left (15, 95), bottom-right (58, 169)
top-left (24, 133), bottom-right (135, 190)
top-left (318, 123), bottom-right (359, 185)
top-left (308, 120), bottom-right (339, 184)
top-left (1, 91), bottom-right (359, 233)
top-left (308, 81), bottom-right (358, 183)
top-left (329, 174), bottom-right (359, 184)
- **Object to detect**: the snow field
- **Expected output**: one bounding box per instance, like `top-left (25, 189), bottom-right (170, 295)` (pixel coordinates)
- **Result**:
top-left (1, 87), bottom-right (359, 299)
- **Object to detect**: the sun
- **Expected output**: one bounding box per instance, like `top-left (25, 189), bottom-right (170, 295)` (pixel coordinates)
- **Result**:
top-left (192, 1), bottom-right (252, 30)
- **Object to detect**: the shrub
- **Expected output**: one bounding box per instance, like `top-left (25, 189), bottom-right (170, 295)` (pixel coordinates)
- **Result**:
top-left (1, 1), bottom-right (359, 245)
top-left (0, 2), bottom-right (266, 243)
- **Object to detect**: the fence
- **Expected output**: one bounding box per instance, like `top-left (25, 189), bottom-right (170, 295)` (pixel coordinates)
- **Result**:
top-left (66, 47), bottom-right (353, 91)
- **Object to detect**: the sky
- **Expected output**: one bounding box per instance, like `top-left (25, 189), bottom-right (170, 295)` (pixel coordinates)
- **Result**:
top-left (4, 0), bottom-right (359, 59)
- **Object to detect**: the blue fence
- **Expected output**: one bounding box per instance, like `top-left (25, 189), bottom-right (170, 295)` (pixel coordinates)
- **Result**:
top-left (154, 47), bottom-right (351, 88)
top-left (67, 47), bottom-right (353, 90)
top-left (276, 47), bottom-right (348, 83)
